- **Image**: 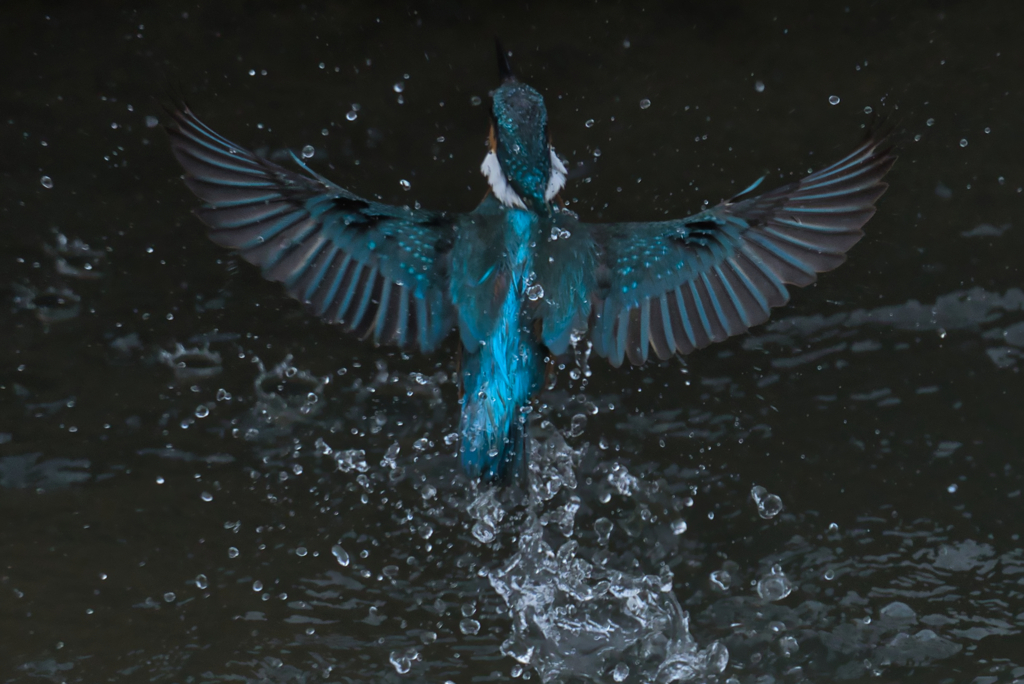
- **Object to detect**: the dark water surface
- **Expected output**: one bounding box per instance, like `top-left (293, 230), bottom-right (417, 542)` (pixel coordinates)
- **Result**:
top-left (3, 2), bottom-right (1024, 682)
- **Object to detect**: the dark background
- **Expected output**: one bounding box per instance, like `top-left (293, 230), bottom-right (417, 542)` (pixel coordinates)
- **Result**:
top-left (2, 2), bottom-right (1023, 683)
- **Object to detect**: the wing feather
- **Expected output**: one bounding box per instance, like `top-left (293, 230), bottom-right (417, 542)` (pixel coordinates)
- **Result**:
top-left (167, 105), bottom-right (456, 353)
top-left (583, 129), bottom-right (896, 366)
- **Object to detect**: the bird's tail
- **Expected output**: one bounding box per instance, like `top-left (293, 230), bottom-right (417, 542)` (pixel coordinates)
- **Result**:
top-left (458, 348), bottom-right (535, 484)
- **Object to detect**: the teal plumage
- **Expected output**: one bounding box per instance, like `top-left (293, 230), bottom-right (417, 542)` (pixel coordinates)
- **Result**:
top-left (166, 47), bottom-right (895, 483)
top-left (452, 199), bottom-right (542, 481)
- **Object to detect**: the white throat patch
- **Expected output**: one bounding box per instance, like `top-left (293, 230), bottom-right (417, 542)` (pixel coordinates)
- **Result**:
top-left (480, 148), bottom-right (568, 209)
top-left (546, 149), bottom-right (567, 201)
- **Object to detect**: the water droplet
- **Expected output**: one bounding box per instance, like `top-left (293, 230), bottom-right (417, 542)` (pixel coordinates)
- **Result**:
top-left (926, 117), bottom-right (936, 126)
top-left (612, 663), bottom-right (629, 681)
top-left (779, 635), bottom-right (799, 657)
top-left (754, 80), bottom-right (765, 93)
top-left (227, 546), bottom-right (239, 558)
top-left (568, 413), bottom-right (586, 437)
top-left (947, 483), bottom-right (958, 493)
top-left (345, 110), bottom-right (358, 121)
top-left (40, 175), bottom-right (53, 189)
top-left (332, 544), bottom-right (350, 566)
top-left (295, 546), bottom-right (307, 557)
top-left (824, 568), bottom-right (835, 581)
top-left (756, 564), bottom-right (793, 601)
top-left (389, 651), bottom-right (412, 674)
top-left (145, 115), bottom-right (159, 128)
top-left (459, 618), bottom-right (481, 635)
top-left (880, 601), bottom-right (916, 621)
top-left (525, 283), bottom-right (544, 301)
top-left (710, 569), bottom-right (732, 591)
top-left (751, 485), bottom-right (783, 519)
top-left (301, 145), bottom-right (315, 159)
top-left (864, 105), bottom-right (873, 114)
top-left (639, 98), bottom-right (651, 110)
top-left (584, 118), bottom-right (595, 128)
top-left (671, 519), bottom-right (688, 535)
top-left (393, 82), bottom-right (405, 93)
top-left (959, 138), bottom-right (968, 148)
top-left (470, 95), bottom-right (482, 106)
top-left (399, 179), bottom-right (411, 191)
top-left (828, 95), bottom-right (841, 105)
top-left (200, 491), bottom-right (213, 502)
top-left (252, 580), bottom-right (263, 591)
top-left (984, 126), bottom-right (992, 134)
top-left (163, 592), bottom-right (176, 603)
top-left (592, 148), bottom-right (602, 158)
top-left (155, 476), bottom-right (165, 484)
top-left (194, 405), bottom-right (209, 418)
top-left (706, 640), bottom-right (730, 673)
top-left (472, 521), bottom-right (496, 543)
top-left (194, 574), bottom-right (208, 589)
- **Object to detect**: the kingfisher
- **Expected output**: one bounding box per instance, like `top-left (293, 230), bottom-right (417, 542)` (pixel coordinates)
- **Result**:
top-left (167, 46), bottom-right (895, 484)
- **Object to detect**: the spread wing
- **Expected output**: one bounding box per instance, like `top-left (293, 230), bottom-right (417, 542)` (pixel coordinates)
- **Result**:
top-left (584, 131), bottom-right (896, 367)
top-left (166, 106), bottom-right (456, 353)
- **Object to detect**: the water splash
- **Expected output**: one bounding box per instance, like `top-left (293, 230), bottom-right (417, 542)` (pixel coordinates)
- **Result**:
top-left (158, 343), bottom-right (223, 382)
top-left (251, 354), bottom-right (329, 425)
top-left (11, 283), bottom-right (81, 324)
top-left (44, 232), bottom-right (105, 280)
top-left (467, 486), bottom-right (506, 544)
top-left (483, 433), bottom-right (728, 682)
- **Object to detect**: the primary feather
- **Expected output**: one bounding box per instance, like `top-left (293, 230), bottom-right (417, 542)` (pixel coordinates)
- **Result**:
top-left (167, 106), bottom-right (456, 353)
top-left (582, 131), bottom-right (896, 366)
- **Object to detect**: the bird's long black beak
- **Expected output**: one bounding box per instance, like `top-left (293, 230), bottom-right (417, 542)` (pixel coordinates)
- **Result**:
top-left (496, 39), bottom-right (515, 83)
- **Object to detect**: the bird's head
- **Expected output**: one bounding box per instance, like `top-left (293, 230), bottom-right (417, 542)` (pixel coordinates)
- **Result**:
top-left (481, 44), bottom-right (566, 213)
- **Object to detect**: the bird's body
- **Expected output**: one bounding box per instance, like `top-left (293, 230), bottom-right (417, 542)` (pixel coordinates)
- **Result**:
top-left (167, 49), bottom-right (895, 484)
top-left (451, 197), bottom-right (544, 481)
